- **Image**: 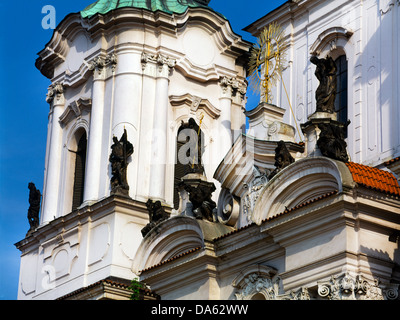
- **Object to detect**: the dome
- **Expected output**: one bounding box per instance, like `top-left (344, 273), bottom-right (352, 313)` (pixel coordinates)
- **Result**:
top-left (81, 0), bottom-right (216, 19)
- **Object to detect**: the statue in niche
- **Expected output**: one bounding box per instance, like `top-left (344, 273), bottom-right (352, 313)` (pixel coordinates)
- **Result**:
top-left (317, 121), bottom-right (350, 163)
top-left (268, 141), bottom-right (295, 179)
top-left (310, 55), bottom-right (337, 113)
top-left (109, 129), bottom-right (134, 196)
top-left (178, 118), bottom-right (204, 174)
top-left (27, 182), bottom-right (41, 236)
top-left (141, 199), bottom-right (170, 237)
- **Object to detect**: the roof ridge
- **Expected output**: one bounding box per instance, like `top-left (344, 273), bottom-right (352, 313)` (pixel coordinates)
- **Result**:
top-left (213, 191), bottom-right (338, 242)
top-left (140, 246), bottom-right (203, 273)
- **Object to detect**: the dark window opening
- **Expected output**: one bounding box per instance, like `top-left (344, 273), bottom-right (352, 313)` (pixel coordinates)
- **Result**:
top-left (72, 132), bottom-right (87, 211)
top-left (334, 55), bottom-right (348, 135)
top-left (173, 119), bottom-right (204, 210)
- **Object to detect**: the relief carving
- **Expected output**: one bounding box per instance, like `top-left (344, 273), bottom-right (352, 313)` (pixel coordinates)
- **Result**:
top-left (317, 272), bottom-right (399, 300)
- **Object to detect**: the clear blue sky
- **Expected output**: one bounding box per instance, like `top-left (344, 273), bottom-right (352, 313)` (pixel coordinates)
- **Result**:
top-left (0, 0), bottom-right (287, 300)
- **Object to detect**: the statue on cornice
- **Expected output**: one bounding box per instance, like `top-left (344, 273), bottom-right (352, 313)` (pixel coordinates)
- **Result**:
top-left (27, 182), bottom-right (41, 236)
top-left (310, 55), bottom-right (337, 114)
top-left (317, 121), bottom-right (350, 163)
top-left (109, 129), bottom-right (134, 196)
top-left (184, 182), bottom-right (217, 222)
top-left (141, 199), bottom-right (170, 237)
top-left (268, 141), bottom-right (295, 180)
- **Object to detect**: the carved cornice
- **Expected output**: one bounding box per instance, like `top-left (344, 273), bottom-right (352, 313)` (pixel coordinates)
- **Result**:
top-left (46, 82), bottom-right (65, 104)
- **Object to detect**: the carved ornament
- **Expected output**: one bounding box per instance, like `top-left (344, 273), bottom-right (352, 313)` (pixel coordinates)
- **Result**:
top-left (318, 272), bottom-right (399, 300)
top-left (141, 52), bottom-right (176, 73)
top-left (89, 53), bottom-right (118, 74)
top-left (232, 265), bottom-right (282, 300)
top-left (46, 82), bottom-right (65, 104)
top-left (219, 76), bottom-right (247, 97)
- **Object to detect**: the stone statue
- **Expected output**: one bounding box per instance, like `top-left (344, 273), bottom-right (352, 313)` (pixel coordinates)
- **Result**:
top-left (109, 129), bottom-right (134, 196)
top-left (27, 182), bottom-right (41, 236)
top-left (141, 199), bottom-right (170, 237)
top-left (317, 121), bottom-right (350, 163)
top-left (268, 141), bottom-right (295, 179)
top-left (178, 118), bottom-right (204, 174)
top-left (184, 182), bottom-right (217, 222)
top-left (310, 55), bottom-right (337, 113)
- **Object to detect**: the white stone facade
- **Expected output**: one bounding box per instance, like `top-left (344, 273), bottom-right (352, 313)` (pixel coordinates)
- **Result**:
top-left (16, 5), bottom-right (250, 300)
top-left (15, 0), bottom-right (400, 301)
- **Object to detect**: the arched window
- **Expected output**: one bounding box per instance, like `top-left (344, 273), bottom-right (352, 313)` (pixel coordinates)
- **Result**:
top-left (72, 132), bottom-right (87, 210)
top-left (334, 55), bottom-right (348, 128)
top-left (174, 118), bottom-right (204, 209)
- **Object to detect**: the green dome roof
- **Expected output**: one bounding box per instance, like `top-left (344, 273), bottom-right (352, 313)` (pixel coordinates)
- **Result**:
top-left (81, 0), bottom-right (217, 19)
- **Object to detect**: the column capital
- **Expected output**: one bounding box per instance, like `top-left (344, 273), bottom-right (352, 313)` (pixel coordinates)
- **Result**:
top-left (46, 82), bottom-right (65, 105)
top-left (89, 53), bottom-right (118, 79)
top-left (219, 76), bottom-right (247, 98)
top-left (157, 54), bottom-right (176, 70)
top-left (141, 52), bottom-right (176, 77)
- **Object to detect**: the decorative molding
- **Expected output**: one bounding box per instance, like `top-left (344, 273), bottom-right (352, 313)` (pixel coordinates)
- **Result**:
top-left (217, 189), bottom-right (240, 226)
top-left (59, 98), bottom-right (92, 126)
top-left (310, 27), bottom-right (353, 56)
top-left (379, 0), bottom-right (396, 15)
top-left (46, 82), bottom-right (65, 104)
top-left (317, 272), bottom-right (399, 300)
top-left (170, 93), bottom-right (221, 119)
top-left (242, 166), bottom-right (268, 223)
top-left (277, 287), bottom-right (311, 300)
top-left (232, 265), bottom-right (282, 300)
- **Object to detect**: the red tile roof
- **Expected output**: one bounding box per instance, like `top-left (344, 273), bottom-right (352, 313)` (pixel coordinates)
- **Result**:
top-left (346, 162), bottom-right (400, 196)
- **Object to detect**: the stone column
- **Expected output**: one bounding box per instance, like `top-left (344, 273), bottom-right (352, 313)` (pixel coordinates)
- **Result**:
top-left (219, 76), bottom-right (234, 163)
top-left (83, 56), bottom-right (111, 204)
top-left (41, 83), bottom-right (65, 224)
top-left (149, 54), bottom-right (176, 202)
top-left (111, 50), bottom-right (142, 197)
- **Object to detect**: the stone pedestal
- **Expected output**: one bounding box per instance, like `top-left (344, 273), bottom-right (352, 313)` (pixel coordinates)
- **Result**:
top-left (179, 172), bottom-right (217, 222)
top-left (301, 112), bottom-right (349, 161)
top-left (245, 102), bottom-right (295, 142)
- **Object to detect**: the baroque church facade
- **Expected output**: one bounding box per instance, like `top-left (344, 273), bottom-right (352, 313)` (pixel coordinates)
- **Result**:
top-left (15, 0), bottom-right (400, 300)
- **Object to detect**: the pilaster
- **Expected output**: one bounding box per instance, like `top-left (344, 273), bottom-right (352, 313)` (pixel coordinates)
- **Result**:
top-left (41, 83), bottom-right (65, 224)
top-left (84, 54), bottom-right (117, 205)
top-left (143, 53), bottom-right (176, 202)
top-left (218, 76), bottom-right (246, 162)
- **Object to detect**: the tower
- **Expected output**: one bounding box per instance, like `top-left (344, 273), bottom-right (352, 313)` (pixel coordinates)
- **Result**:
top-left (15, 0), bottom-right (251, 300)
